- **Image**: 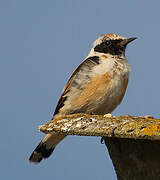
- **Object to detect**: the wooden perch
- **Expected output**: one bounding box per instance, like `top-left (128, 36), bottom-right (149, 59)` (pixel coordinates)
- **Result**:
top-left (39, 114), bottom-right (160, 180)
top-left (39, 114), bottom-right (160, 140)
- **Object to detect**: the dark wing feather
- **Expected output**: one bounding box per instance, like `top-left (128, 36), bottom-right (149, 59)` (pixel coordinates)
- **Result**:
top-left (53, 56), bottom-right (100, 117)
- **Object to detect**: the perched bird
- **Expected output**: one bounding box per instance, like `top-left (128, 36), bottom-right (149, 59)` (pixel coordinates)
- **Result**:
top-left (29, 33), bottom-right (136, 163)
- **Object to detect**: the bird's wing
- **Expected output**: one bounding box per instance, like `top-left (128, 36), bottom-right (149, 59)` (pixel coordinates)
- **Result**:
top-left (53, 56), bottom-right (100, 117)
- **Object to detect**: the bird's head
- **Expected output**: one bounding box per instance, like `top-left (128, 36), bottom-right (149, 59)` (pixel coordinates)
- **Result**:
top-left (90, 33), bottom-right (137, 58)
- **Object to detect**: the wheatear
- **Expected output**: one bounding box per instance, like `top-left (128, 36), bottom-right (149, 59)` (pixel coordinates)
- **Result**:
top-left (29, 33), bottom-right (136, 163)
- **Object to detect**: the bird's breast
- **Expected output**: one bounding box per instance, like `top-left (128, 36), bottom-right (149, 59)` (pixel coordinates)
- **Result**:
top-left (59, 57), bottom-right (130, 115)
top-left (89, 58), bottom-right (130, 114)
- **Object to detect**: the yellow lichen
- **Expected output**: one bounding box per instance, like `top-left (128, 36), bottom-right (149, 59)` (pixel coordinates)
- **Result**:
top-left (143, 124), bottom-right (159, 136)
top-left (39, 114), bottom-right (160, 140)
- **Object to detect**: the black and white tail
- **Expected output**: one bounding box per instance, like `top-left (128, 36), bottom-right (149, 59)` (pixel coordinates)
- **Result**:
top-left (29, 134), bottom-right (66, 163)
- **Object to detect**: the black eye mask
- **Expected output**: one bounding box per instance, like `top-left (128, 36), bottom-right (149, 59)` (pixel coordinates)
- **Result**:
top-left (94, 39), bottom-right (125, 56)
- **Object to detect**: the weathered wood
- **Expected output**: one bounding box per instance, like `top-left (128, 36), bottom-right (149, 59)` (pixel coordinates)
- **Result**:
top-left (105, 138), bottom-right (160, 180)
top-left (38, 114), bottom-right (160, 180)
top-left (39, 114), bottom-right (160, 140)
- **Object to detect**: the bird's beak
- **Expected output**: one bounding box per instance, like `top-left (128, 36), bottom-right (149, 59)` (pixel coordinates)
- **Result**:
top-left (119, 37), bottom-right (137, 46)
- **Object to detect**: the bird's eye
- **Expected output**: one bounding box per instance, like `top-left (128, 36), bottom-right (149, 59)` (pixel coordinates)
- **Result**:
top-left (105, 41), bottom-right (111, 46)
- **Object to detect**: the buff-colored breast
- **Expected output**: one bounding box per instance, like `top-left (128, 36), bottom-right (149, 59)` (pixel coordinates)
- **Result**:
top-left (59, 57), bottom-right (130, 115)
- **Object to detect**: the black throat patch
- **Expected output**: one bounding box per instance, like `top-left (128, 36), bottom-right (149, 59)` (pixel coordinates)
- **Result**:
top-left (94, 39), bottom-right (125, 56)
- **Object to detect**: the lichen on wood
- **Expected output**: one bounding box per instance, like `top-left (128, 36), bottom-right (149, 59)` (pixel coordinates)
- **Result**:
top-left (39, 114), bottom-right (160, 140)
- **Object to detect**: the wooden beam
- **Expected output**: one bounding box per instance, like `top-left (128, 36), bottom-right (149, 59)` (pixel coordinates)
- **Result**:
top-left (39, 114), bottom-right (160, 180)
top-left (39, 114), bottom-right (160, 140)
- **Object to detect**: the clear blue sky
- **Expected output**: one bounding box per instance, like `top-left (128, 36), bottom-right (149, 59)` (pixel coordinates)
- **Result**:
top-left (1, 0), bottom-right (160, 179)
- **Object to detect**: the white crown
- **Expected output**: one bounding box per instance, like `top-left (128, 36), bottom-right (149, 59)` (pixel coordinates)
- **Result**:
top-left (93, 33), bottom-right (126, 48)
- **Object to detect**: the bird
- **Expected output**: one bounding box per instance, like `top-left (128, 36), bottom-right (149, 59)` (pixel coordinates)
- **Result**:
top-left (29, 33), bottom-right (136, 163)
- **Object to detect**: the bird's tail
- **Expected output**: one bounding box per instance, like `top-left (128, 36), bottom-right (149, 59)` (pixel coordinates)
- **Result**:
top-left (29, 134), bottom-right (66, 163)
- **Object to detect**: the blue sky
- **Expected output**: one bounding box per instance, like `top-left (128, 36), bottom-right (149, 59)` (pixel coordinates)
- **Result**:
top-left (1, 1), bottom-right (160, 179)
